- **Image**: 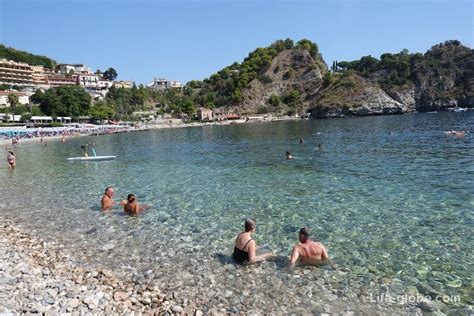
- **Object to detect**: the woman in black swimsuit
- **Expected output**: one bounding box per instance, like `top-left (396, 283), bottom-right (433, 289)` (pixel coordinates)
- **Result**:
top-left (232, 218), bottom-right (273, 264)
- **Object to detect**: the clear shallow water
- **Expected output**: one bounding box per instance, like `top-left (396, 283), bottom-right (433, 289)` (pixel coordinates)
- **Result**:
top-left (1, 112), bottom-right (473, 312)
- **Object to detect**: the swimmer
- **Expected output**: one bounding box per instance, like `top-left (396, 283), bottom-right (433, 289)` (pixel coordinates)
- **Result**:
top-left (123, 194), bottom-right (148, 215)
top-left (290, 227), bottom-right (330, 268)
top-left (445, 130), bottom-right (466, 137)
top-left (317, 143), bottom-right (323, 149)
top-left (300, 138), bottom-right (304, 144)
top-left (286, 151), bottom-right (293, 160)
top-left (7, 151), bottom-right (15, 169)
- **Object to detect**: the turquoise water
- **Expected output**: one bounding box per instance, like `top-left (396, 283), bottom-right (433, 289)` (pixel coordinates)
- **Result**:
top-left (1, 112), bottom-right (473, 312)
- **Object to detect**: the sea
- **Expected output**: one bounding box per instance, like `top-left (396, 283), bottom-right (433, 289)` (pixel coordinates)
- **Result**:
top-left (1, 112), bottom-right (472, 313)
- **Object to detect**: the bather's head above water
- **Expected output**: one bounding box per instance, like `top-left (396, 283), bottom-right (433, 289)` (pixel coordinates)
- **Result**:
top-left (244, 218), bottom-right (256, 232)
top-left (127, 194), bottom-right (136, 203)
top-left (299, 226), bottom-right (311, 243)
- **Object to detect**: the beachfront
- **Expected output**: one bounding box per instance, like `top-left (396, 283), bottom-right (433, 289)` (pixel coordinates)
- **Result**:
top-left (1, 113), bottom-right (472, 315)
top-left (0, 115), bottom-right (301, 147)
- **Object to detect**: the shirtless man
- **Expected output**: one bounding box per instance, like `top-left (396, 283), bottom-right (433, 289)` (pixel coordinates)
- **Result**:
top-left (290, 227), bottom-right (329, 267)
top-left (101, 186), bottom-right (117, 211)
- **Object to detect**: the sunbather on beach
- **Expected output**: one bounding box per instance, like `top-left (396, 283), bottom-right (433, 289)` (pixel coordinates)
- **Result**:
top-left (290, 227), bottom-right (329, 267)
top-left (233, 218), bottom-right (273, 264)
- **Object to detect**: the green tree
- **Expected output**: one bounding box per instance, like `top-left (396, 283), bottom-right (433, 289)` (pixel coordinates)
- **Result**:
top-left (296, 39), bottom-right (319, 58)
top-left (103, 67), bottom-right (118, 81)
top-left (89, 101), bottom-right (115, 120)
top-left (7, 94), bottom-right (19, 122)
top-left (283, 90), bottom-right (301, 107)
top-left (38, 86), bottom-right (91, 117)
top-left (20, 113), bottom-right (32, 123)
top-left (268, 94), bottom-right (281, 107)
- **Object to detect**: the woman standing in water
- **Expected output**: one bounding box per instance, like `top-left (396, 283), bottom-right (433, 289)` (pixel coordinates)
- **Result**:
top-left (7, 151), bottom-right (15, 169)
top-left (233, 218), bottom-right (273, 264)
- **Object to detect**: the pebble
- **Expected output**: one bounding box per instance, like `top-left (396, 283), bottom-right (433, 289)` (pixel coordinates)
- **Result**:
top-left (102, 243), bottom-right (115, 251)
top-left (171, 305), bottom-right (184, 313)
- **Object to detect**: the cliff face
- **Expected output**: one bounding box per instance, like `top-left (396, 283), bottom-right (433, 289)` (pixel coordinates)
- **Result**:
top-left (222, 40), bottom-right (473, 118)
top-left (413, 42), bottom-right (474, 111)
top-left (310, 73), bottom-right (407, 118)
top-left (232, 49), bottom-right (326, 114)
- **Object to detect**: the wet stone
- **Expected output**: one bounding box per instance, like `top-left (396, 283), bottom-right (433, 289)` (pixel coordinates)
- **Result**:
top-left (172, 305), bottom-right (184, 313)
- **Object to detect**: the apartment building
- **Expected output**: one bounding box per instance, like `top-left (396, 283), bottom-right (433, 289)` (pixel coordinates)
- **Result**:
top-left (59, 64), bottom-right (92, 75)
top-left (147, 77), bottom-right (183, 90)
top-left (113, 80), bottom-right (134, 89)
top-left (0, 59), bottom-right (34, 87)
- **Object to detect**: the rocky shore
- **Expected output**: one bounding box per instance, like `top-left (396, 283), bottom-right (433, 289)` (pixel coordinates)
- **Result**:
top-left (0, 219), bottom-right (187, 315)
top-left (2, 216), bottom-right (447, 315)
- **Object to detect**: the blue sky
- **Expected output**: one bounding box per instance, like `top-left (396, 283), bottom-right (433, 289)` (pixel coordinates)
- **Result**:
top-left (1, 0), bottom-right (472, 85)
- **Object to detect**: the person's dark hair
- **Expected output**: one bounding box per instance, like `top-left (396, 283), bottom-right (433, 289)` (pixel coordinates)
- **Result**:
top-left (299, 227), bottom-right (311, 237)
top-left (127, 194), bottom-right (136, 202)
top-left (105, 186), bottom-right (113, 194)
top-left (244, 218), bottom-right (256, 232)
top-left (286, 151), bottom-right (291, 155)
top-left (8, 151), bottom-right (14, 155)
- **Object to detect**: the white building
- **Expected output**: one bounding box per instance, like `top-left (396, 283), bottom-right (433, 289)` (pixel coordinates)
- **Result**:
top-left (78, 74), bottom-right (100, 88)
top-left (147, 77), bottom-right (183, 90)
top-left (0, 91), bottom-right (30, 107)
top-left (59, 64), bottom-right (92, 75)
top-left (113, 80), bottom-right (134, 89)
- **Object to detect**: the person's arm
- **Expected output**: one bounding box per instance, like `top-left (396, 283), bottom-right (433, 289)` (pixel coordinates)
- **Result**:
top-left (290, 245), bottom-right (300, 267)
top-left (133, 203), bottom-right (140, 215)
top-left (321, 245), bottom-right (329, 261)
top-left (100, 196), bottom-right (107, 211)
top-left (320, 244), bottom-right (336, 268)
top-left (247, 240), bottom-right (273, 264)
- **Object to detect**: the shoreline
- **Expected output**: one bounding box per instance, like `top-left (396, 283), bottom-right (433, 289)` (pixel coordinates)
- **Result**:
top-left (0, 116), bottom-right (302, 148)
top-left (0, 217), bottom-right (450, 315)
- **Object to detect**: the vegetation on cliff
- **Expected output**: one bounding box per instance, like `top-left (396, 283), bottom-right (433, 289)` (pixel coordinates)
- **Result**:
top-left (0, 44), bottom-right (56, 68)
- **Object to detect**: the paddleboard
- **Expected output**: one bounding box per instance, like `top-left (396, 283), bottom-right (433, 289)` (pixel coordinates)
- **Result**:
top-left (67, 156), bottom-right (116, 161)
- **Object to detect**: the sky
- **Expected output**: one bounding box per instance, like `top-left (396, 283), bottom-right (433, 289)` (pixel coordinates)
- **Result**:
top-left (0, 0), bottom-right (472, 85)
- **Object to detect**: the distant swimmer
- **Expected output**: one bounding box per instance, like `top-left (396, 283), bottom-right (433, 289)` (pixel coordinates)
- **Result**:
top-left (317, 143), bottom-right (323, 149)
top-left (286, 151), bottom-right (293, 160)
top-left (123, 194), bottom-right (149, 216)
top-left (7, 151), bottom-right (15, 169)
top-left (290, 227), bottom-right (330, 268)
top-left (445, 130), bottom-right (467, 137)
top-left (233, 218), bottom-right (273, 264)
top-left (300, 138), bottom-right (304, 144)
top-left (101, 186), bottom-right (124, 211)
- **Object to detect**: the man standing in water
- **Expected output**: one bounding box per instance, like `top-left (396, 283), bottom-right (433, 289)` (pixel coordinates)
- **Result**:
top-left (290, 227), bottom-right (329, 267)
top-left (101, 187), bottom-right (117, 211)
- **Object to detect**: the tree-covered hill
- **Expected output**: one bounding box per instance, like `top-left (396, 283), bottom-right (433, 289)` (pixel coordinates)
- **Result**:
top-left (0, 44), bottom-right (56, 68)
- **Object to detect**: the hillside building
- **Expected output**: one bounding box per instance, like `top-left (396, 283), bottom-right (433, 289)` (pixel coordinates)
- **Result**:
top-left (147, 77), bottom-right (183, 90)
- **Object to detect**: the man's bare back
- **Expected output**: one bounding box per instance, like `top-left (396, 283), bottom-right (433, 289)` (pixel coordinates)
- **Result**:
top-left (292, 240), bottom-right (328, 264)
top-left (290, 227), bottom-right (329, 266)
